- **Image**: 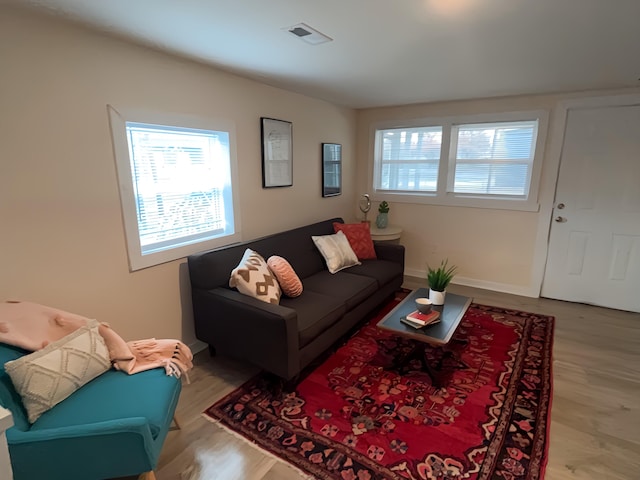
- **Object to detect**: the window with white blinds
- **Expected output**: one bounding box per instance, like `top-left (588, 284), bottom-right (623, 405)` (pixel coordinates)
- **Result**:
top-left (109, 108), bottom-right (240, 270)
top-left (450, 120), bottom-right (538, 197)
top-left (126, 122), bottom-right (234, 255)
top-left (375, 126), bottom-right (442, 192)
top-left (372, 112), bottom-right (546, 211)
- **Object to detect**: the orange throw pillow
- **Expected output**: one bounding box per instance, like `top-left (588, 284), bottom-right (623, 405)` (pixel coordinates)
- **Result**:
top-left (333, 222), bottom-right (377, 260)
top-left (267, 256), bottom-right (303, 297)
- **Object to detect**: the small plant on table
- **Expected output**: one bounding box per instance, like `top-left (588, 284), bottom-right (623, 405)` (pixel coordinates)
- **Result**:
top-left (427, 259), bottom-right (457, 292)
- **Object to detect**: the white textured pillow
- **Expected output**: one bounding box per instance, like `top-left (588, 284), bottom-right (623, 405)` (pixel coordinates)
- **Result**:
top-left (4, 319), bottom-right (111, 423)
top-left (312, 230), bottom-right (361, 274)
top-left (229, 248), bottom-right (282, 304)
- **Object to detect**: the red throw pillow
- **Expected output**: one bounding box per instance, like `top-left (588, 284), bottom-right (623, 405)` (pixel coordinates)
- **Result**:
top-left (333, 222), bottom-right (377, 260)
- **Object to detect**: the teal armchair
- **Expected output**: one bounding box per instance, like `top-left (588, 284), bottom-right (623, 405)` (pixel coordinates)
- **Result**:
top-left (0, 342), bottom-right (182, 480)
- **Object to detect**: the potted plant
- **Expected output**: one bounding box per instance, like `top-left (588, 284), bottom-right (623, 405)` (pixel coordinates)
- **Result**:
top-left (427, 259), bottom-right (457, 305)
top-left (376, 201), bottom-right (389, 229)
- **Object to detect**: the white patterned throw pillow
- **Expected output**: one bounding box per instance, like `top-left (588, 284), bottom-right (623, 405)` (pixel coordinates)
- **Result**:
top-left (229, 248), bottom-right (282, 304)
top-left (4, 319), bottom-right (111, 423)
top-left (312, 230), bottom-right (361, 274)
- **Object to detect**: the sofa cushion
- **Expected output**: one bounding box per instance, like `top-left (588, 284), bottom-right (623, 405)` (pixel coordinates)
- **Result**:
top-left (280, 291), bottom-right (345, 348)
top-left (346, 259), bottom-right (404, 288)
top-left (312, 231), bottom-right (361, 274)
top-left (302, 271), bottom-right (378, 311)
top-left (333, 222), bottom-right (377, 260)
top-left (29, 367), bottom-right (180, 439)
top-left (267, 256), bottom-right (303, 297)
top-left (229, 248), bottom-right (282, 304)
top-left (4, 320), bottom-right (111, 424)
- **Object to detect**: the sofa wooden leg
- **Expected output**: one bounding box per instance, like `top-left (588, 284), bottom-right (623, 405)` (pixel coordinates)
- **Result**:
top-left (139, 471), bottom-right (156, 480)
top-left (173, 414), bottom-right (182, 430)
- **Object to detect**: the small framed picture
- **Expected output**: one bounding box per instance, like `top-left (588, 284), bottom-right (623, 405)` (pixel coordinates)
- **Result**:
top-left (322, 143), bottom-right (342, 197)
top-left (261, 117), bottom-right (293, 188)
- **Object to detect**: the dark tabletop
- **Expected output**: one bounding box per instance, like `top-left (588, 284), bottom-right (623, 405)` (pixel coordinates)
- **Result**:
top-left (377, 288), bottom-right (472, 345)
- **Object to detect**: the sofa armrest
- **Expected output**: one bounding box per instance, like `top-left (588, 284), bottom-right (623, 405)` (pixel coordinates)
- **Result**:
top-left (192, 288), bottom-right (301, 379)
top-left (208, 287), bottom-right (298, 320)
top-left (374, 242), bottom-right (405, 267)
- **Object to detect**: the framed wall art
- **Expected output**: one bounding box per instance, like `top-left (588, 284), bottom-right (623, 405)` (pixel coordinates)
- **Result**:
top-left (322, 143), bottom-right (342, 197)
top-left (261, 117), bottom-right (293, 188)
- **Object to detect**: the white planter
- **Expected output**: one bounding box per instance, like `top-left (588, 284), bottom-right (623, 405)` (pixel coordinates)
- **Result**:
top-left (429, 288), bottom-right (446, 305)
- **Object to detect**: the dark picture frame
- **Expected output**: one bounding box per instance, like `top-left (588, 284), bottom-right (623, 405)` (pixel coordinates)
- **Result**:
top-left (322, 143), bottom-right (342, 197)
top-left (261, 117), bottom-right (293, 188)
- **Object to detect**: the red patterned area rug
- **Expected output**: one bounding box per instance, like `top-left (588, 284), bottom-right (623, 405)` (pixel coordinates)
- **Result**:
top-left (204, 296), bottom-right (554, 480)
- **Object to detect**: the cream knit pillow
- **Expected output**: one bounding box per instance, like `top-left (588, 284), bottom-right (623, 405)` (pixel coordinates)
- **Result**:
top-left (4, 320), bottom-right (111, 423)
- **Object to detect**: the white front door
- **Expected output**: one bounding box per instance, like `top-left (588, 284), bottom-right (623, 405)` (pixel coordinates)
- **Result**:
top-left (542, 99), bottom-right (640, 312)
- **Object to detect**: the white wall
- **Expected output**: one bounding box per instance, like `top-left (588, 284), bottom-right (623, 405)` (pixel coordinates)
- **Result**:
top-left (357, 88), bottom-right (640, 296)
top-left (0, 7), bottom-right (357, 345)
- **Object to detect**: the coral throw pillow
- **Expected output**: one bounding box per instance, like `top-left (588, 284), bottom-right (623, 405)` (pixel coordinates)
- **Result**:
top-left (333, 222), bottom-right (377, 260)
top-left (229, 248), bottom-right (282, 304)
top-left (267, 256), bottom-right (303, 298)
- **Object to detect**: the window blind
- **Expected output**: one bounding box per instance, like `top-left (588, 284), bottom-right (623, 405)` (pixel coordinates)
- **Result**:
top-left (451, 120), bottom-right (538, 196)
top-left (376, 126), bottom-right (442, 192)
top-left (126, 122), bottom-right (231, 255)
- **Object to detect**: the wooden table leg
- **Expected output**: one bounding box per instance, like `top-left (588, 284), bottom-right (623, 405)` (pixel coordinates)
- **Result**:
top-left (173, 415), bottom-right (181, 430)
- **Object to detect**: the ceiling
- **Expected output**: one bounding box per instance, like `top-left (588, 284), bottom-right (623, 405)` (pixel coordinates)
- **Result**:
top-left (7, 0), bottom-right (640, 108)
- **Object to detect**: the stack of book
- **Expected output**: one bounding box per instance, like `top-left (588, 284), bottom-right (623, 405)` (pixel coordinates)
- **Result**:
top-left (400, 310), bottom-right (440, 329)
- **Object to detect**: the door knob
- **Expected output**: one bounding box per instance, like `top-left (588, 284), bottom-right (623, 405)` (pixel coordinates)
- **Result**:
top-left (555, 216), bottom-right (566, 223)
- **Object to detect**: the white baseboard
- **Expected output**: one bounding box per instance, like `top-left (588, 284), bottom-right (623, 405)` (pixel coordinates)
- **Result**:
top-left (404, 268), bottom-right (538, 298)
top-left (452, 276), bottom-right (538, 298)
top-left (189, 339), bottom-right (208, 355)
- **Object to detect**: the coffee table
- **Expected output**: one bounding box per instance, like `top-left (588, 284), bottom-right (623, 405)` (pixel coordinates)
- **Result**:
top-left (377, 288), bottom-right (472, 386)
top-left (377, 288), bottom-right (472, 345)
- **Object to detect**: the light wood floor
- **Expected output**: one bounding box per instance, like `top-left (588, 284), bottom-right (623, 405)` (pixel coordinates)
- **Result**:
top-left (155, 282), bottom-right (640, 480)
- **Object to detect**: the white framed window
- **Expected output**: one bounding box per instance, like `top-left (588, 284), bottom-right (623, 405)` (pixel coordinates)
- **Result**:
top-left (372, 111), bottom-right (548, 211)
top-left (375, 126), bottom-right (443, 193)
top-left (108, 106), bottom-right (241, 271)
top-left (449, 120), bottom-right (538, 197)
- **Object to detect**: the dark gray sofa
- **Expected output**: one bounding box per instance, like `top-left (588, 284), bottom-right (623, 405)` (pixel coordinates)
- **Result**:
top-left (187, 217), bottom-right (405, 380)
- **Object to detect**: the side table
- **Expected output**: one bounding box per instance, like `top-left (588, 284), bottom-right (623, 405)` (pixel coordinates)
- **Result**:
top-left (0, 406), bottom-right (14, 479)
top-left (370, 224), bottom-right (402, 243)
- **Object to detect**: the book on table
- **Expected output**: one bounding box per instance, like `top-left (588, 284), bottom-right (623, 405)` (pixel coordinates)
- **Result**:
top-left (400, 310), bottom-right (441, 329)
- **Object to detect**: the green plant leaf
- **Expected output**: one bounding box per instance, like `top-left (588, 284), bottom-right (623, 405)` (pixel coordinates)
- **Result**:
top-left (426, 258), bottom-right (457, 291)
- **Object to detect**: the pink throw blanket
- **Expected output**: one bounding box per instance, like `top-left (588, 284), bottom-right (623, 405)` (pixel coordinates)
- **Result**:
top-left (0, 301), bottom-right (193, 379)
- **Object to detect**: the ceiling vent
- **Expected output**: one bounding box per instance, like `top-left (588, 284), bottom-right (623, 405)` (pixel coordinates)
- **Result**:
top-left (284, 23), bottom-right (332, 45)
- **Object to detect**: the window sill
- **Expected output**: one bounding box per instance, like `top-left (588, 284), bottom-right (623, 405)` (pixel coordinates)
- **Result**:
top-left (372, 192), bottom-right (540, 212)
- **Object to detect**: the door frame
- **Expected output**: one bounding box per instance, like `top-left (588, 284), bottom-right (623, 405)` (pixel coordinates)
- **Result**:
top-left (530, 92), bottom-right (640, 297)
